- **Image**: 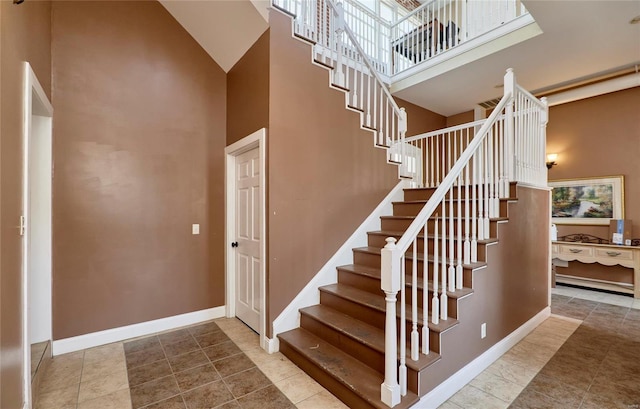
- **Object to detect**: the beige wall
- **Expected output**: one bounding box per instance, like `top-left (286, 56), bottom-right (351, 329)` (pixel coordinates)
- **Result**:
top-left (446, 110), bottom-right (474, 127)
top-left (267, 11), bottom-right (446, 332)
top-left (227, 30), bottom-right (270, 146)
top-left (397, 97), bottom-right (446, 136)
top-left (420, 185), bottom-right (550, 393)
top-left (0, 1), bottom-right (52, 406)
top-left (547, 87), bottom-right (640, 279)
top-left (51, 1), bottom-right (227, 339)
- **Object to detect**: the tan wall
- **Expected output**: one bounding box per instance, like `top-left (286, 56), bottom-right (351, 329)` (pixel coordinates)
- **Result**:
top-left (420, 185), bottom-right (550, 393)
top-left (446, 110), bottom-right (474, 127)
top-left (227, 30), bottom-right (270, 146)
top-left (397, 97), bottom-right (446, 136)
top-left (267, 11), bottom-right (446, 331)
top-left (547, 87), bottom-right (640, 279)
top-left (51, 1), bottom-right (227, 339)
top-left (0, 1), bottom-right (52, 406)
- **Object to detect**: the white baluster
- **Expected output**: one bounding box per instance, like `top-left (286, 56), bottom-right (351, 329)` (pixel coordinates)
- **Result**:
top-left (411, 241), bottom-right (419, 361)
top-left (432, 215), bottom-right (440, 325)
top-left (400, 255), bottom-right (407, 396)
top-left (448, 188), bottom-right (455, 293)
top-left (471, 151), bottom-right (478, 262)
top-left (441, 203), bottom-right (448, 320)
top-left (334, 3), bottom-right (346, 87)
top-left (464, 160), bottom-right (471, 265)
top-left (422, 224), bottom-right (430, 354)
top-left (483, 137), bottom-right (490, 237)
top-left (477, 145), bottom-right (485, 240)
top-left (456, 174), bottom-right (463, 289)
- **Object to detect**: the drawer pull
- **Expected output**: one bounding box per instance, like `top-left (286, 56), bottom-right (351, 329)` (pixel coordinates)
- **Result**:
top-left (569, 249), bottom-right (582, 253)
top-left (606, 251), bottom-right (622, 257)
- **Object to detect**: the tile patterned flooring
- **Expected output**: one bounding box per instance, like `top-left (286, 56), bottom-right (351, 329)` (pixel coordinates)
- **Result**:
top-left (36, 285), bottom-right (640, 409)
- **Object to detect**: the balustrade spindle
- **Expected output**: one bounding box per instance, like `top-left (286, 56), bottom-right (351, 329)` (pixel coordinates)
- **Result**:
top-left (432, 215), bottom-right (440, 325)
top-left (411, 242), bottom-right (419, 361)
top-left (441, 203), bottom-right (448, 320)
top-left (448, 188), bottom-right (455, 292)
top-left (422, 224), bottom-right (430, 354)
top-left (456, 173), bottom-right (463, 289)
top-left (483, 137), bottom-right (490, 236)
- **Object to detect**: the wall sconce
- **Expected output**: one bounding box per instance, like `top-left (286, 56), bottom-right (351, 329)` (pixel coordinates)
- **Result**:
top-left (546, 153), bottom-right (558, 169)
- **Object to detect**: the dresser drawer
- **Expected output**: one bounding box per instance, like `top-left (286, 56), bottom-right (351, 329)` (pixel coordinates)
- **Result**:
top-left (594, 248), bottom-right (634, 261)
top-left (559, 244), bottom-right (593, 257)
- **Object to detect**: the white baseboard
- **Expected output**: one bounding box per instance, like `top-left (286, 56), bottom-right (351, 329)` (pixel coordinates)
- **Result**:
top-left (271, 180), bottom-right (409, 341)
top-left (52, 306), bottom-right (226, 356)
top-left (262, 335), bottom-right (280, 354)
top-left (418, 306), bottom-right (551, 408)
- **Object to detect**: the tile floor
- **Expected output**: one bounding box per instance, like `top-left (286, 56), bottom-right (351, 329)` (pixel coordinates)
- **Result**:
top-left (35, 285), bottom-right (640, 409)
top-left (123, 321), bottom-right (294, 409)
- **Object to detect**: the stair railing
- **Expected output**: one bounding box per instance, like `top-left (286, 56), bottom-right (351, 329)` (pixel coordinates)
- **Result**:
top-left (390, 0), bottom-right (528, 75)
top-left (379, 69), bottom-right (548, 407)
top-left (272, 0), bottom-right (408, 169)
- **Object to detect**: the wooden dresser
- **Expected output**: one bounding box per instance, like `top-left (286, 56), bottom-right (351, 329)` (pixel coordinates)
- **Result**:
top-left (552, 241), bottom-right (640, 298)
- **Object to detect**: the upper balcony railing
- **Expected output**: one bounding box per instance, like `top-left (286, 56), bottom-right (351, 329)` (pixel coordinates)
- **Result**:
top-left (390, 0), bottom-right (528, 75)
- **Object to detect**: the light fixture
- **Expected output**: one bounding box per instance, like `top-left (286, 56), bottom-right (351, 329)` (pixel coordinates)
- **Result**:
top-left (630, 15), bottom-right (640, 24)
top-left (546, 153), bottom-right (558, 170)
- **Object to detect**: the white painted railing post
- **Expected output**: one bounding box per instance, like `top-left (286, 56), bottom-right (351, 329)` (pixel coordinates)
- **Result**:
top-left (539, 97), bottom-right (549, 185)
top-left (503, 68), bottom-right (516, 187)
top-left (381, 237), bottom-right (401, 408)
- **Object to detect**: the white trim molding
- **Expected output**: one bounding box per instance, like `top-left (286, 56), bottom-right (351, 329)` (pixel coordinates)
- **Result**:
top-left (272, 180), bottom-right (410, 340)
top-left (224, 128), bottom-right (268, 351)
top-left (417, 306), bottom-right (551, 408)
top-left (22, 62), bottom-right (54, 409)
top-left (52, 306), bottom-right (226, 356)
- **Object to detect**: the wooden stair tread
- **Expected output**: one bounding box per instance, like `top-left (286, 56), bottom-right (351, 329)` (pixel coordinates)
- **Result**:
top-left (367, 230), bottom-right (499, 244)
top-left (393, 197), bottom-right (517, 205)
top-left (337, 264), bottom-right (474, 299)
top-left (295, 33), bottom-right (317, 45)
top-left (314, 58), bottom-right (333, 69)
top-left (300, 305), bottom-right (441, 371)
top-left (320, 284), bottom-right (460, 333)
top-left (337, 264), bottom-right (381, 279)
top-left (404, 181), bottom-right (518, 192)
top-left (380, 215), bottom-right (509, 222)
top-left (279, 328), bottom-right (419, 409)
top-left (353, 246), bottom-right (488, 270)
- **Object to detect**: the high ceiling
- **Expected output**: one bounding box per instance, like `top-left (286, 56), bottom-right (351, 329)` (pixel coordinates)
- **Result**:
top-left (394, 0), bottom-right (640, 115)
top-left (162, 0), bottom-right (640, 116)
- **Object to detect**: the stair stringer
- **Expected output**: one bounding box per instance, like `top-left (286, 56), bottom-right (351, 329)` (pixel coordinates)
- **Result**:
top-left (271, 5), bottom-right (409, 176)
top-left (271, 180), bottom-right (409, 346)
top-left (412, 184), bottom-right (551, 400)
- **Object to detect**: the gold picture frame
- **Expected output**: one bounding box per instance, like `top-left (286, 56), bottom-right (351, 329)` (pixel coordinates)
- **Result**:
top-left (549, 175), bottom-right (624, 225)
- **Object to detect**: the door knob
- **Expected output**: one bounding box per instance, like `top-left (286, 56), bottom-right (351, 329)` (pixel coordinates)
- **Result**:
top-left (231, 242), bottom-right (238, 248)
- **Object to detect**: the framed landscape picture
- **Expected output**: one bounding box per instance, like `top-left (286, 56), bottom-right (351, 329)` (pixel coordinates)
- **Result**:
top-left (549, 176), bottom-right (624, 225)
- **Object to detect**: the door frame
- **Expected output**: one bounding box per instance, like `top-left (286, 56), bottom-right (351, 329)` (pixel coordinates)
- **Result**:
top-left (224, 128), bottom-right (267, 350)
top-left (21, 62), bottom-right (53, 408)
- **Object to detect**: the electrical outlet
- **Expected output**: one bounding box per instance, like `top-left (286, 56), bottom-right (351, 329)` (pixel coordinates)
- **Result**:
top-left (481, 323), bottom-right (487, 339)
top-left (192, 224), bottom-right (200, 235)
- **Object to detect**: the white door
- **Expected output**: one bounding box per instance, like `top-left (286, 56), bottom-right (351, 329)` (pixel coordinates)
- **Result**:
top-left (234, 147), bottom-right (262, 332)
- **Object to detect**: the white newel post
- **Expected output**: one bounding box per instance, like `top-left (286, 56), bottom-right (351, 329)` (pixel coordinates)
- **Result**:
top-left (381, 237), bottom-right (401, 408)
top-left (503, 68), bottom-right (516, 186)
top-left (539, 97), bottom-right (549, 185)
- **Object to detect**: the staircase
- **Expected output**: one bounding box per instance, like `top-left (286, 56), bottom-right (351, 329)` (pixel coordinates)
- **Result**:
top-left (270, 0), bottom-right (549, 407)
top-left (278, 182), bottom-right (517, 408)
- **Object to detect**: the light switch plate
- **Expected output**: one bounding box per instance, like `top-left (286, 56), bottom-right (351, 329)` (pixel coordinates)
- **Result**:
top-left (192, 224), bottom-right (200, 235)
